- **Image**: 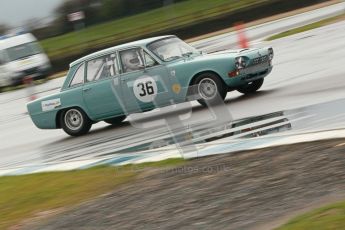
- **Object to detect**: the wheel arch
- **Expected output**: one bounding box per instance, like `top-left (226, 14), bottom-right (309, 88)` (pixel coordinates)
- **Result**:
top-left (55, 106), bottom-right (91, 129)
top-left (187, 70), bottom-right (227, 97)
top-left (189, 70), bottom-right (226, 86)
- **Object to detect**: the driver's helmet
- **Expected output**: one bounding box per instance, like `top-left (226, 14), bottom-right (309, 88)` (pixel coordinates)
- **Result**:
top-left (122, 50), bottom-right (140, 72)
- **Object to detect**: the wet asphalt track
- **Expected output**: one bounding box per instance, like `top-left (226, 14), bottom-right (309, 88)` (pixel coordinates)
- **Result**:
top-left (1, 3), bottom-right (345, 169)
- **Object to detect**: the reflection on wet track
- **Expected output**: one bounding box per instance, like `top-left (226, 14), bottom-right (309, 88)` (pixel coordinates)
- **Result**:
top-left (3, 98), bottom-right (345, 171)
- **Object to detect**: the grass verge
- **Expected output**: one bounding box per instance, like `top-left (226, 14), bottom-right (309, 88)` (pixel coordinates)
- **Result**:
top-left (186, 0), bottom-right (341, 42)
top-left (266, 13), bottom-right (345, 41)
top-left (0, 158), bottom-right (185, 229)
top-left (276, 200), bottom-right (345, 230)
top-left (40, 0), bottom-right (270, 60)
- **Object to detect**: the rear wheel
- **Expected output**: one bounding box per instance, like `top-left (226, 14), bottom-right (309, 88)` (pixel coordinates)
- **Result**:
top-left (104, 115), bottom-right (126, 125)
top-left (60, 108), bottom-right (92, 136)
top-left (192, 73), bottom-right (227, 107)
top-left (237, 78), bottom-right (264, 94)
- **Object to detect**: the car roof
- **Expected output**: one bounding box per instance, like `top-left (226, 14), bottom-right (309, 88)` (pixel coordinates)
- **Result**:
top-left (70, 35), bottom-right (173, 67)
top-left (0, 33), bottom-right (37, 50)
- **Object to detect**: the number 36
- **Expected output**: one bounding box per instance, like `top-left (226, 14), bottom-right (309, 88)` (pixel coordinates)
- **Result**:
top-left (137, 81), bottom-right (154, 96)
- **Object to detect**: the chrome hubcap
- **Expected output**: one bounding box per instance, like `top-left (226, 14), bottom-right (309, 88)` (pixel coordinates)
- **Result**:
top-left (65, 109), bottom-right (83, 131)
top-left (198, 78), bottom-right (217, 99)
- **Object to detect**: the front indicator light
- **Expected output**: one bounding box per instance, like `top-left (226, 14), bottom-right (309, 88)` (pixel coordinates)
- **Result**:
top-left (228, 70), bottom-right (240, 77)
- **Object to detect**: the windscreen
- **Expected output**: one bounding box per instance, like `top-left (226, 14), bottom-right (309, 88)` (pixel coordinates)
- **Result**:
top-left (6, 42), bottom-right (42, 62)
top-left (147, 37), bottom-right (199, 62)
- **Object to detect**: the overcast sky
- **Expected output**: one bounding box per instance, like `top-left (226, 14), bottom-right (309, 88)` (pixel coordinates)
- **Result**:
top-left (0, 0), bottom-right (63, 27)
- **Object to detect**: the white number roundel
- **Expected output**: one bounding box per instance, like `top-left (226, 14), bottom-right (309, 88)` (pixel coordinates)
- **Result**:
top-left (133, 76), bottom-right (158, 103)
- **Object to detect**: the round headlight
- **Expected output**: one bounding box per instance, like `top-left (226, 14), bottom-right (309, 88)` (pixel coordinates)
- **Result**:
top-left (235, 56), bottom-right (246, 69)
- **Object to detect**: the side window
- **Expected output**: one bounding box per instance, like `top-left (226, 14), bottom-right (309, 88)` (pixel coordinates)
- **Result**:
top-left (0, 50), bottom-right (6, 65)
top-left (86, 54), bottom-right (119, 82)
top-left (70, 63), bottom-right (85, 87)
top-left (120, 48), bottom-right (144, 73)
top-left (144, 51), bottom-right (158, 68)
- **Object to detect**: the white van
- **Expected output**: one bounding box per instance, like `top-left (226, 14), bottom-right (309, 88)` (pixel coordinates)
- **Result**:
top-left (0, 32), bottom-right (51, 88)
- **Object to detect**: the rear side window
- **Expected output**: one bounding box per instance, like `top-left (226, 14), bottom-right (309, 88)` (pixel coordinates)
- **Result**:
top-left (86, 54), bottom-right (119, 82)
top-left (70, 63), bottom-right (85, 87)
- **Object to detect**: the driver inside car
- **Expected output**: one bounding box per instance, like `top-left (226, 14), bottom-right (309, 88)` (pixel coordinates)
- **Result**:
top-left (121, 50), bottom-right (142, 73)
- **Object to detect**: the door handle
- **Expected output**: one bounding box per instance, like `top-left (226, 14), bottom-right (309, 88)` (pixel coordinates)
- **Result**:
top-left (83, 87), bottom-right (91, 92)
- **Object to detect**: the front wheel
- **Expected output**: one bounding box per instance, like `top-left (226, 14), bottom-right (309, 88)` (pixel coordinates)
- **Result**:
top-left (192, 73), bottom-right (227, 107)
top-left (237, 78), bottom-right (264, 94)
top-left (104, 115), bottom-right (126, 125)
top-left (60, 108), bottom-right (92, 136)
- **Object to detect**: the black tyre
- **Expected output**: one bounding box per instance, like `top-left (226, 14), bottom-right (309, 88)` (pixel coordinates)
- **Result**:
top-left (104, 115), bottom-right (126, 125)
top-left (192, 72), bottom-right (227, 107)
top-left (237, 78), bottom-right (264, 94)
top-left (60, 108), bottom-right (92, 136)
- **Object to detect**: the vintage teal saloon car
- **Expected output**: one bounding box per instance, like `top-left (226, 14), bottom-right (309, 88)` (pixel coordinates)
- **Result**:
top-left (27, 35), bottom-right (274, 136)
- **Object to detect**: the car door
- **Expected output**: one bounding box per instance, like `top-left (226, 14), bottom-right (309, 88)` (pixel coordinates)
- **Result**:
top-left (119, 47), bottom-right (172, 113)
top-left (82, 53), bottom-right (124, 119)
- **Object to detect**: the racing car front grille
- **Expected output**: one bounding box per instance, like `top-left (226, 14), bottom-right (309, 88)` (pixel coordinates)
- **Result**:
top-left (251, 55), bottom-right (269, 66)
